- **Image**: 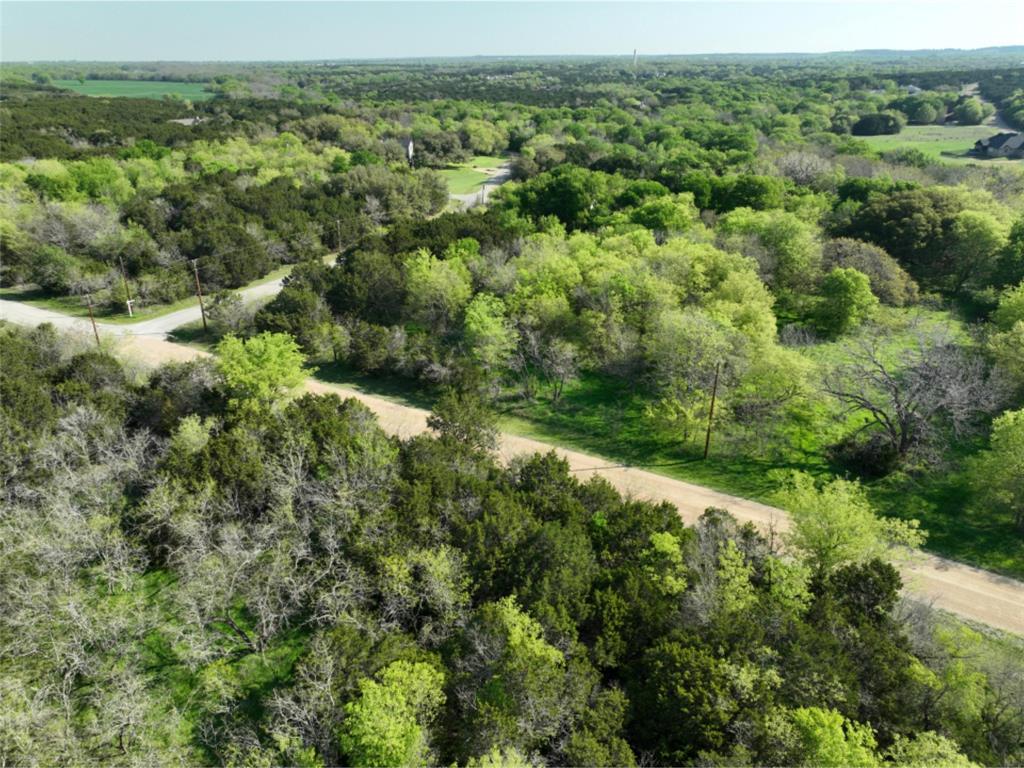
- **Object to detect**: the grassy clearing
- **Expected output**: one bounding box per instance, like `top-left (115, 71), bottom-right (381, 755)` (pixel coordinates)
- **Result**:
top-left (53, 79), bottom-right (213, 100)
top-left (440, 167), bottom-right (490, 195)
top-left (440, 155), bottom-right (509, 195)
top-left (465, 155), bottom-right (507, 170)
top-left (861, 124), bottom-right (1022, 165)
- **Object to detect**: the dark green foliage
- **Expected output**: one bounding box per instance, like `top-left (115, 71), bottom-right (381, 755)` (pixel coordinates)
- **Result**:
top-left (852, 113), bottom-right (904, 135)
top-left (1, 323), bottom-right (1020, 766)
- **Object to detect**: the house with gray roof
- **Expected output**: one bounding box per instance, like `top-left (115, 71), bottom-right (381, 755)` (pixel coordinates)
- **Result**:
top-left (972, 132), bottom-right (1024, 159)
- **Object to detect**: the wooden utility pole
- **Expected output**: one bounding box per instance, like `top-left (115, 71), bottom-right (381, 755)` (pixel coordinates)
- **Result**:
top-left (86, 295), bottom-right (101, 347)
top-left (703, 362), bottom-right (721, 460)
top-left (117, 254), bottom-right (134, 317)
top-left (191, 259), bottom-right (208, 332)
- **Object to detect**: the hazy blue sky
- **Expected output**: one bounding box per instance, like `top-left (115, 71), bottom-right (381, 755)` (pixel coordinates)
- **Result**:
top-left (3, 1), bottom-right (1023, 62)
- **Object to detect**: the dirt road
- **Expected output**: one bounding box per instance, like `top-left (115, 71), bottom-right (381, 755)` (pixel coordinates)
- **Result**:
top-left (0, 277), bottom-right (287, 339)
top-left (31, 331), bottom-right (1011, 636)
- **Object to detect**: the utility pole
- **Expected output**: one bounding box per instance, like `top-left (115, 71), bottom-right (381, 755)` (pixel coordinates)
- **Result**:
top-left (117, 254), bottom-right (134, 317)
top-left (86, 295), bottom-right (101, 347)
top-left (702, 361), bottom-right (721, 461)
top-left (191, 259), bottom-right (208, 332)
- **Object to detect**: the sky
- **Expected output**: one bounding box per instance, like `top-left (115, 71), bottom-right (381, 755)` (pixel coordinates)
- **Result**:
top-left (2, 1), bottom-right (1023, 62)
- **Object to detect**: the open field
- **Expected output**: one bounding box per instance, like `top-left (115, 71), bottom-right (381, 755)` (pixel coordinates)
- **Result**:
top-left (438, 154), bottom-right (509, 194)
top-left (53, 79), bottom-right (213, 100)
top-left (861, 123), bottom-right (1022, 165)
top-left (439, 166), bottom-right (490, 195)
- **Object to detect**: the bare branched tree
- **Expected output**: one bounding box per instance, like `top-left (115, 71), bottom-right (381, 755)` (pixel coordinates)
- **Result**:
top-left (823, 326), bottom-right (1002, 464)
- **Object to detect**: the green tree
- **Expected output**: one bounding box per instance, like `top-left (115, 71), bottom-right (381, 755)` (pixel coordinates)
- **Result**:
top-left (463, 294), bottom-right (517, 371)
top-left (815, 267), bottom-right (878, 337)
top-left (718, 207), bottom-right (822, 293)
top-left (215, 332), bottom-right (307, 416)
top-left (630, 640), bottom-right (737, 763)
top-left (953, 97), bottom-right (993, 125)
top-left (339, 660), bottom-right (446, 768)
top-left (404, 248), bottom-right (473, 333)
top-left (885, 731), bottom-right (978, 767)
top-left (945, 210), bottom-right (1008, 292)
top-left (455, 596), bottom-right (567, 755)
top-left (992, 281), bottom-right (1024, 331)
top-left (969, 408), bottom-right (1024, 529)
top-left (427, 388), bottom-right (499, 452)
top-left (789, 707), bottom-right (878, 767)
top-left (777, 472), bottom-right (924, 572)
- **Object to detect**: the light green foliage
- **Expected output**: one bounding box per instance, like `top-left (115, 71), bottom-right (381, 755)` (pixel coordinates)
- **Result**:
top-left (465, 745), bottom-right (531, 768)
top-left (463, 597), bottom-right (566, 751)
top-left (24, 158), bottom-right (81, 201)
top-left (68, 157), bottom-right (134, 203)
top-left (642, 531), bottom-right (688, 596)
top-left (379, 545), bottom-right (470, 644)
top-left (778, 472), bottom-right (924, 571)
top-left (988, 321), bottom-right (1024, 391)
top-left (215, 332), bottom-right (308, 416)
top-left (339, 661), bottom-right (446, 768)
top-left (789, 707), bottom-right (879, 767)
top-left (763, 557), bottom-right (812, 615)
top-left (947, 210), bottom-right (1009, 290)
top-left (953, 97), bottom-right (994, 125)
top-left (170, 414), bottom-right (214, 455)
top-left (992, 281), bottom-right (1024, 331)
top-left (404, 248), bottom-right (473, 332)
top-left (885, 731), bottom-right (979, 767)
top-left (718, 207), bottom-right (822, 292)
top-left (716, 540), bottom-right (757, 615)
top-left (463, 294), bottom-right (517, 370)
top-left (969, 408), bottom-right (1024, 528)
top-left (816, 267), bottom-right (879, 337)
top-left (185, 133), bottom-right (347, 185)
top-left (630, 193), bottom-right (699, 233)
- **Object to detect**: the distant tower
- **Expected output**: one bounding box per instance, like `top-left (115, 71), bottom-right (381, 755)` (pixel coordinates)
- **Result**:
top-left (632, 49), bottom-right (638, 68)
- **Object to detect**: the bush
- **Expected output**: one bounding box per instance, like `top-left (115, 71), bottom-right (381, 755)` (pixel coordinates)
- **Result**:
top-left (851, 113), bottom-right (904, 136)
top-left (826, 433), bottom-right (900, 478)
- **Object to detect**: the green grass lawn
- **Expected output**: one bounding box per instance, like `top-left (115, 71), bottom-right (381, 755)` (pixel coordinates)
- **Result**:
top-left (861, 124), bottom-right (1022, 165)
top-left (440, 155), bottom-right (509, 195)
top-left (439, 167), bottom-right (490, 195)
top-left (53, 79), bottom-right (214, 100)
top-left (465, 155), bottom-right (507, 170)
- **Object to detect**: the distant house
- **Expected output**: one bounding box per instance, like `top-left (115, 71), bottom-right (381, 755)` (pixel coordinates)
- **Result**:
top-left (972, 132), bottom-right (1024, 159)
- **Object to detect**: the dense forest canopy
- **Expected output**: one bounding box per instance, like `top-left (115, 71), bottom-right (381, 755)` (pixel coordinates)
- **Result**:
top-left (2, 322), bottom-right (1023, 766)
top-left (2, 50), bottom-right (1024, 766)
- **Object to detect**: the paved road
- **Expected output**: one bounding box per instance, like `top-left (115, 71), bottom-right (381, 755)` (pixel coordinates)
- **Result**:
top-left (3, 304), bottom-right (1019, 636)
